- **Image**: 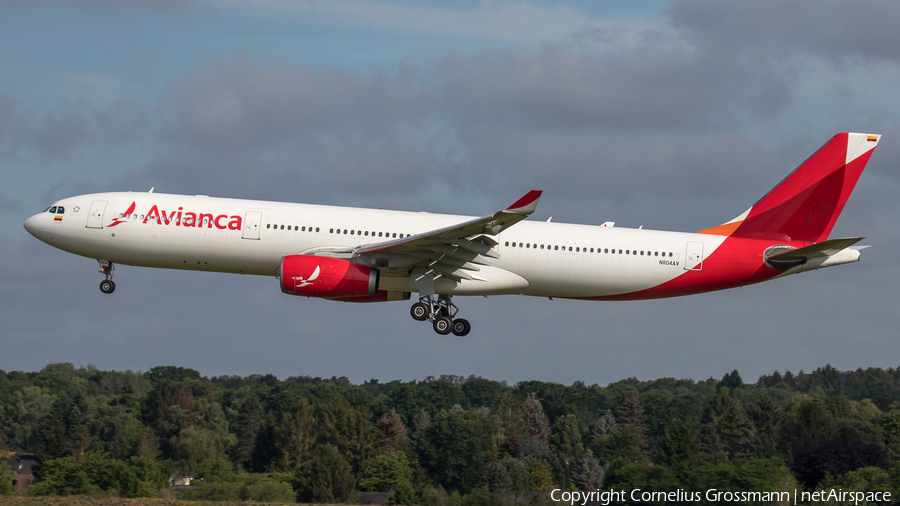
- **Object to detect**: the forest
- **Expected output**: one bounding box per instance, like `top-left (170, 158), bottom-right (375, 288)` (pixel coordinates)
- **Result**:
top-left (2, 363), bottom-right (900, 505)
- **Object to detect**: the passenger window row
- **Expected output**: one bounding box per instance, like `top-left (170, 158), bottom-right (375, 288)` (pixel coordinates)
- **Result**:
top-left (265, 224), bottom-right (409, 239)
top-left (504, 241), bottom-right (674, 258)
top-left (267, 224), bottom-right (320, 232)
top-left (329, 229), bottom-right (407, 239)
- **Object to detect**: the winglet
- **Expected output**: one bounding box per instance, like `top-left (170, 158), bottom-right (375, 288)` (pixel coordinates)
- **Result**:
top-left (505, 190), bottom-right (542, 214)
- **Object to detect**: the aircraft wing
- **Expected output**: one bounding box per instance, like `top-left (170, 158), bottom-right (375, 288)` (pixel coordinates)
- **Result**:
top-left (307, 190), bottom-right (542, 281)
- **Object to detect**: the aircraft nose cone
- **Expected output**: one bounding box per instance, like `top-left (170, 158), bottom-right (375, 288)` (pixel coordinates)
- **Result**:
top-left (24, 213), bottom-right (42, 238)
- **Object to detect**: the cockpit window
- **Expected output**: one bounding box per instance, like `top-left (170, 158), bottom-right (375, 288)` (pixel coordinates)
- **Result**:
top-left (43, 206), bottom-right (52, 212)
top-left (56, 207), bottom-right (65, 214)
top-left (49, 206), bottom-right (57, 213)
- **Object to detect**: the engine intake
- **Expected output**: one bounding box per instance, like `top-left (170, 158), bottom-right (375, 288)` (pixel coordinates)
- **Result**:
top-left (279, 255), bottom-right (378, 298)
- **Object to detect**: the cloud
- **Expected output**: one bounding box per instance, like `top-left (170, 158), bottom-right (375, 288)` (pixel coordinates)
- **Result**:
top-left (217, 0), bottom-right (601, 44)
top-left (668, 0), bottom-right (900, 65)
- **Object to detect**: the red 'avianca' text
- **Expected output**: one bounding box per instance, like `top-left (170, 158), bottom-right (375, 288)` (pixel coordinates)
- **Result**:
top-left (142, 204), bottom-right (243, 230)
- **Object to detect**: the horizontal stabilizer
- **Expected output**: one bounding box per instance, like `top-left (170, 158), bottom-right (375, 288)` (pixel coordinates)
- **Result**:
top-left (768, 237), bottom-right (864, 261)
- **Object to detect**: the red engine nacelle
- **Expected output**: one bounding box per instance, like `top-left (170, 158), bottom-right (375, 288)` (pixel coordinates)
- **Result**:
top-left (279, 255), bottom-right (378, 298)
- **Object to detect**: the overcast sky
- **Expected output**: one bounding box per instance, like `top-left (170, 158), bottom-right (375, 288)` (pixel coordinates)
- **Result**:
top-left (2, 0), bottom-right (900, 387)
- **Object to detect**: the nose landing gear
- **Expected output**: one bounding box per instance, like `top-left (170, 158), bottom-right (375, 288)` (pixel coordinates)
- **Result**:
top-left (98, 260), bottom-right (116, 294)
top-left (410, 295), bottom-right (471, 336)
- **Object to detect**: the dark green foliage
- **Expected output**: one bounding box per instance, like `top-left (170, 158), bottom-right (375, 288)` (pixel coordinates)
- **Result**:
top-left (31, 453), bottom-right (165, 497)
top-left (881, 408), bottom-right (900, 462)
top-left (549, 413), bottom-right (583, 488)
top-left (718, 369), bottom-right (744, 390)
top-left (606, 456), bottom-right (794, 505)
top-left (359, 451), bottom-right (417, 504)
top-left (745, 390), bottom-right (786, 458)
top-left (702, 388), bottom-right (749, 459)
top-left (789, 398), bottom-right (838, 453)
top-left (231, 392), bottom-right (263, 470)
top-left (296, 443), bottom-right (356, 504)
top-left (4, 363), bottom-right (900, 500)
top-left (655, 418), bottom-right (700, 465)
top-left (417, 407), bottom-right (497, 492)
top-left (791, 437), bottom-right (892, 490)
top-left (483, 455), bottom-right (531, 493)
top-left (460, 376), bottom-right (506, 408)
top-left (146, 366), bottom-right (201, 384)
top-left (589, 423), bottom-right (645, 465)
top-left (617, 391), bottom-right (649, 454)
top-left (317, 394), bottom-right (377, 480)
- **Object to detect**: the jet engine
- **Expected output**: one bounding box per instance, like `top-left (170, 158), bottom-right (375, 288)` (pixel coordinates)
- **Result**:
top-left (279, 255), bottom-right (378, 298)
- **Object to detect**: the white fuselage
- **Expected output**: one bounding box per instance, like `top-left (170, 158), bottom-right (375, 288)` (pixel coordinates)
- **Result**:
top-left (24, 192), bottom-right (731, 299)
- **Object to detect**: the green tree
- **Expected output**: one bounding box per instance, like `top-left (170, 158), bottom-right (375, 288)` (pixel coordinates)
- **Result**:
top-left (359, 451), bottom-right (416, 504)
top-left (231, 392), bottom-right (264, 470)
top-left (655, 418), bottom-right (700, 466)
top-left (789, 399), bottom-right (837, 454)
top-left (170, 425), bottom-right (235, 476)
top-left (880, 409), bottom-right (900, 462)
top-left (34, 416), bottom-right (70, 480)
top-left (418, 408), bottom-right (497, 492)
top-left (528, 461), bottom-right (555, 491)
top-left (550, 413), bottom-right (583, 488)
top-left (317, 395), bottom-right (377, 480)
top-left (0, 385), bottom-right (54, 451)
top-left (273, 397), bottom-right (317, 472)
top-left (0, 432), bottom-right (13, 496)
top-left (146, 366), bottom-right (201, 383)
top-left (745, 391), bottom-right (786, 458)
top-left (296, 444), bottom-right (356, 504)
top-left (701, 388), bottom-right (749, 458)
top-left (590, 423), bottom-right (645, 465)
top-left (31, 453), bottom-right (165, 497)
top-left (495, 392), bottom-right (526, 457)
top-left (89, 403), bottom-right (156, 460)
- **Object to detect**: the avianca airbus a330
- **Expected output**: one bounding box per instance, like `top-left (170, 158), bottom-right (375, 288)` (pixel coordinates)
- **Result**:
top-left (24, 132), bottom-right (880, 336)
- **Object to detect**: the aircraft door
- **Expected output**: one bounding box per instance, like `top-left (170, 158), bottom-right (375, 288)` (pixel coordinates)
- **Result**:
top-left (243, 211), bottom-right (262, 239)
top-left (86, 200), bottom-right (108, 229)
top-left (685, 241), bottom-right (703, 271)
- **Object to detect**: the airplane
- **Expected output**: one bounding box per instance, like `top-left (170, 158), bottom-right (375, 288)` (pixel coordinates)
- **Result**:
top-left (24, 132), bottom-right (880, 337)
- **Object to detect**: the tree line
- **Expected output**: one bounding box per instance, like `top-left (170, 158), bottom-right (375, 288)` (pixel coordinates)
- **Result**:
top-left (2, 363), bottom-right (900, 504)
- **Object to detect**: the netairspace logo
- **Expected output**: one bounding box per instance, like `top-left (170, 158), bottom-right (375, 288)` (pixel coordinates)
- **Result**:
top-left (549, 488), bottom-right (893, 505)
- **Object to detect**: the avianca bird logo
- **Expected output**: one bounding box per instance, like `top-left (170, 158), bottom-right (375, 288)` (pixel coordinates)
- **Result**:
top-left (107, 201), bottom-right (136, 227)
top-left (293, 265), bottom-right (320, 289)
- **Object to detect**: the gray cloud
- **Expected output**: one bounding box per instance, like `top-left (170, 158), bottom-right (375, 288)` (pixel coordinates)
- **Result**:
top-left (669, 0), bottom-right (900, 65)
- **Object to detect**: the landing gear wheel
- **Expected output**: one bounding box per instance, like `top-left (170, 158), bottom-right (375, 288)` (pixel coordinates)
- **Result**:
top-left (410, 302), bottom-right (429, 321)
top-left (433, 317), bottom-right (452, 335)
top-left (99, 280), bottom-right (116, 294)
top-left (451, 318), bottom-right (471, 337)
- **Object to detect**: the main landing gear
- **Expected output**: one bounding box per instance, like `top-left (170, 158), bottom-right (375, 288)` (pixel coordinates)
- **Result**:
top-left (410, 294), bottom-right (471, 337)
top-left (98, 260), bottom-right (116, 294)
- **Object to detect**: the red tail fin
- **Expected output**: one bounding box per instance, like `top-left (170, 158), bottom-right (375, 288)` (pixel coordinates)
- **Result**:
top-left (699, 133), bottom-right (880, 243)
